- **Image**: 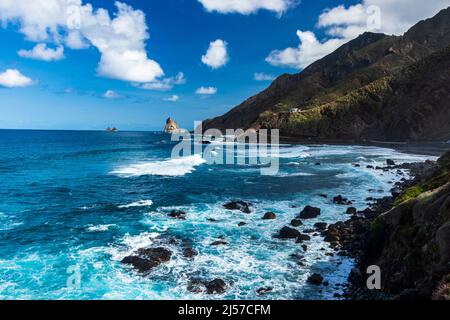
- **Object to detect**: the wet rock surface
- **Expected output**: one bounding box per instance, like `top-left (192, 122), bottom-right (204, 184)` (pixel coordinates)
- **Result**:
top-left (262, 212), bottom-right (277, 220)
top-left (277, 226), bottom-right (301, 239)
top-left (224, 201), bottom-right (252, 213)
top-left (298, 206), bottom-right (321, 219)
top-left (122, 247), bottom-right (172, 273)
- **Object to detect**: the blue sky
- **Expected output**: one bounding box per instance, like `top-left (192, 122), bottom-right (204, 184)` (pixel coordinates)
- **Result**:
top-left (0, 0), bottom-right (448, 131)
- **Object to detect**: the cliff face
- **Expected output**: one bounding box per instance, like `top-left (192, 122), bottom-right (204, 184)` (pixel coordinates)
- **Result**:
top-left (355, 151), bottom-right (450, 299)
top-left (203, 7), bottom-right (450, 142)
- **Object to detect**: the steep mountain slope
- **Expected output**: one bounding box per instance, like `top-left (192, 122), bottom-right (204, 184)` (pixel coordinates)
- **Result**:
top-left (203, 7), bottom-right (450, 141)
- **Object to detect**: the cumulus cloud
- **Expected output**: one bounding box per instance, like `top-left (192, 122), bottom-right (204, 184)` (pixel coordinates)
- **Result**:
top-left (198, 0), bottom-right (294, 15)
top-left (137, 72), bottom-right (186, 91)
top-left (0, 69), bottom-right (33, 88)
top-left (195, 86), bottom-right (217, 95)
top-left (266, 31), bottom-right (347, 69)
top-left (201, 39), bottom-right (229, 69)
top-left (0, 1), bottom-right (164, 83)
top-left (266, 0), bottom-right (450, 70)
top-left (254, 72), bottom-right (276, 81)
top-left (164, 95), bottom-right (179, 102)
top-left (103, 90), bottom-right (121, 99)
top-left (18, 43), bottom-right (64, 61)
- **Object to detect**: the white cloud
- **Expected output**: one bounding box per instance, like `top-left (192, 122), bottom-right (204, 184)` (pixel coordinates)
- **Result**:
top-left (198, 0), bottom-right (294, 15)
top-left (164, 95), bottom-right (179, 102)
top-left (0, 1), bottom-right (164, 83)
top-left (266, 0), bottom-right (450, 70)
top-left (201, 39), bottom-right (229, 69)
top-left (254, 72), bottom-right (276, 81)
top-left (137, 72), bottom-right (186, 91)
top-left (0, 69), bottom-right (33, 88)
top-left (266, 31), bottom-right (347, 69)
top-left (103, 90), bottom-right (121, 99)
top-left (18, 43), bottom-right (64, 61)
top-left (196, 86), bottom-right (217, 95)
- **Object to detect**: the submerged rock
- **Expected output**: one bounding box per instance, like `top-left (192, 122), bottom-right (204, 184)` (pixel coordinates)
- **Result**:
top-left (183, 248), bottom-right (198, 258)
top-left (299, 206), bottom-right (321, 219)
top-left (291, 219), bottom-right (303, 227)
top-left (307, 273), bottom-right (324, 285)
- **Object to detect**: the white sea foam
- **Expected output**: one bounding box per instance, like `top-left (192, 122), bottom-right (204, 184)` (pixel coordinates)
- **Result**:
top-left (112, 154), bottom-right (206, 177)
top-left (118, 200), bottom-right (154, 209)
top-left (86, 224), bottom-right (117, 232)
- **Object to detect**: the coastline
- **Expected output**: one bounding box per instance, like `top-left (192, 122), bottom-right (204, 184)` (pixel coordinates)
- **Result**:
top-left (324, 152), bottom-right (450, 300)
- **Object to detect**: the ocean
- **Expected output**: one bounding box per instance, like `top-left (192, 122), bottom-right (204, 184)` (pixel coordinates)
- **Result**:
top-left (0, 130), bottom-right (437, 300)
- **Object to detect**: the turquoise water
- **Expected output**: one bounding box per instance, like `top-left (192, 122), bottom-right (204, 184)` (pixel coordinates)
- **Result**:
top-left (0, 130), bottom-right (435, 300)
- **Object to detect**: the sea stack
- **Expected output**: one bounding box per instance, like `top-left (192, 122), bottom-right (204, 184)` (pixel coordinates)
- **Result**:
top-left (164, 117), bottom-right (182, 134)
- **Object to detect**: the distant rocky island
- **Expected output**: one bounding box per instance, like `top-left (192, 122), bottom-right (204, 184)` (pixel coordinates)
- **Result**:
top-left (203, 7), bottom-right (450, 143)
top-left (106, 127), bottom-right (118, 132)
top-left (164, 117), bottom-right (187, 134)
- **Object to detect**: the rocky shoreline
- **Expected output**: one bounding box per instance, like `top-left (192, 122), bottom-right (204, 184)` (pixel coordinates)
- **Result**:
top-left (117, 151), bottom-right (449, 300)
top-left (331, 153), bottom-right (450, 300)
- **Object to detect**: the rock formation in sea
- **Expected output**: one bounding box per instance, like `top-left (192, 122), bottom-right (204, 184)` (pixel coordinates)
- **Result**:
top-left (164, 117), bottom-right (183, 134)
top-left (203, 7), bottom-right (450, 142)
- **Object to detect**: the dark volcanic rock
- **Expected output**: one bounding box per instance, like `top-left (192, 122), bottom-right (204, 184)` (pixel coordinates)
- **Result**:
top-left (224, 201), bottom-right (252, 214)
top-left (314, 222), bottom-right (328, 231)
top-left (183, 248), bottom-right (198, 258)
top-left (307, 273), bottom-right (324, 285)
top-left (333, 195), bottom-right (352, 205)
top-left (187, 278), bottom-right (227, 295)
top-left (122, 247), bottom-right (172, 273)
top-left (206, 279), bottom-right (227, 294)
top-left (238, 222), bottom-right (247, 227)
top-left (346, 207), bottom-right (357, 215)
top-left (121, 256), bottom-right (158, 273)
top-left (297, 234), bottom-right (311, 242)
top-left (187, 278), bottom-right (204, 293)
top-left (169, 210), bottom-right (187, 220)
top-left (386, 159), bottom-right (396, 166)
top-left (262, 212), bottom-right (277, 220)
top-left (211, 241), bottom-right (228, 246)
top-left (278, 226), bottom-right (301, 239)
top-left (291, 219), bottom-right (303, 227)
top-left (257, 287), bottom-right (273, 295)
top-left (299, 206), bottom-right (321, 219)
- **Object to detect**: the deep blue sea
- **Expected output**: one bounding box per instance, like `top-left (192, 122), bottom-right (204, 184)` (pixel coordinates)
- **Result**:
top-left (0, 130), bottom-right (437, 300)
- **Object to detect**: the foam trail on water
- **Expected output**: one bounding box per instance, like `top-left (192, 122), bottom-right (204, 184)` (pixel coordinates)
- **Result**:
top-left (118, 200), bottom-right (154, 208)
top-left (112, 154), bottom-right (206, 177)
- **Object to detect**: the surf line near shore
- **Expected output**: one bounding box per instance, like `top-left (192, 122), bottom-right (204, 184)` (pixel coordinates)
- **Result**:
top-left (169, 121), bottom-right (281, 176)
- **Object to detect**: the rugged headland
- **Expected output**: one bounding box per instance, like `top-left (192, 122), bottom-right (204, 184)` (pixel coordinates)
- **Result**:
top-left (330, 151), bottom-right (450, 300)
top-left (203, 8), bottom-right (450, 142)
